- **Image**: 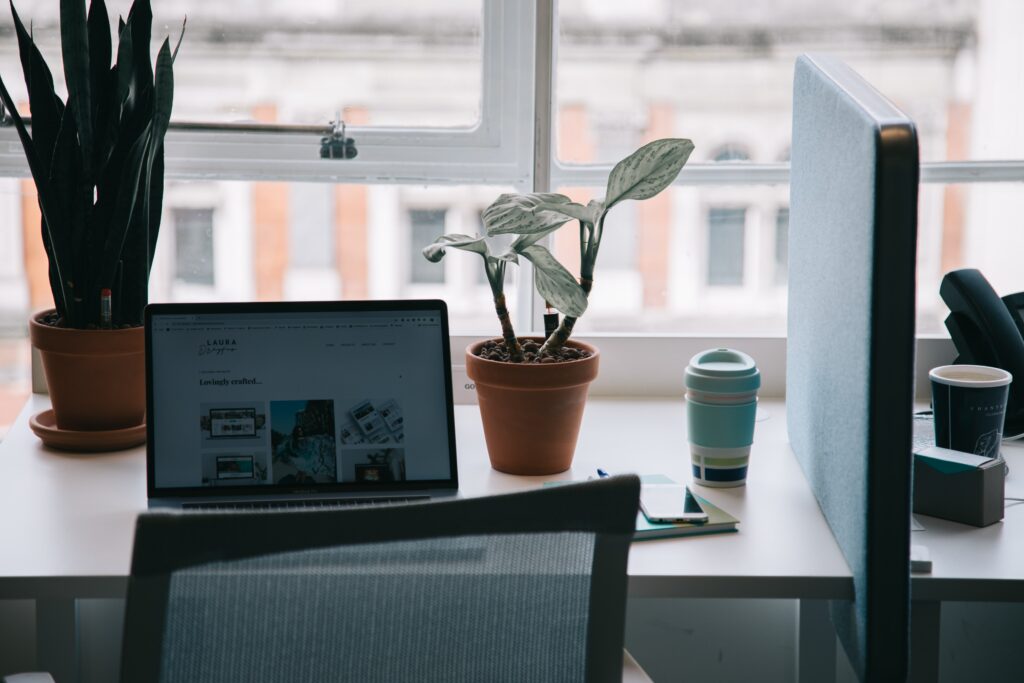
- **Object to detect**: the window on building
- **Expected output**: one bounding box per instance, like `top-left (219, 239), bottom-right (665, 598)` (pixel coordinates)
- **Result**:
top-left (173, 208), bottom-right (215, 286)
top-left (775, 207), bottom-right (790, 286)
top-left (409, 209), bottom-right (448, 285)
top-left (289, 185), bottom-right (335, 270)
top-left (707, 208), bottom-right (746, 286)
top-left (711, 145), bottom-right (752, 163)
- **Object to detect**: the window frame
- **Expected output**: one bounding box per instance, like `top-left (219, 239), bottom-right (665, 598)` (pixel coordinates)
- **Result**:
top-left (3, 0), bottom-right (1024, 398)
top-left (0, 1), bottom-right (536, 187)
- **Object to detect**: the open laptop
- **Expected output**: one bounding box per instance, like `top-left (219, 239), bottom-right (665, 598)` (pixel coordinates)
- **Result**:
top-left (145, 300), bottom-right (459, 508)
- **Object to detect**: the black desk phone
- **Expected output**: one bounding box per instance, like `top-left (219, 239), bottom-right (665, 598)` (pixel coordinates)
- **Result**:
top-left (940, 268), bottom-right (1024, 434)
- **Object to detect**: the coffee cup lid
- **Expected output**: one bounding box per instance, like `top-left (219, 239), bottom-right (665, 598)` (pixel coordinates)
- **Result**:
top-left (929, 364), bottom-right (1012, 388)
top-left (685, 348), bottom-right (761, 393)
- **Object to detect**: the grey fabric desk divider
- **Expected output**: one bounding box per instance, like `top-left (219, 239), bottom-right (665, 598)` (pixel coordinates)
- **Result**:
top-left (787, 54), bottom-right (918, 681)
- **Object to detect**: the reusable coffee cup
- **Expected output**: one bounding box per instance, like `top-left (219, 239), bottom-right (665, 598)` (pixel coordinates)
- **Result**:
top-left (685, 348), bottom-right (760, 487)
top-left (929, 364), bottom-right (1012, 459)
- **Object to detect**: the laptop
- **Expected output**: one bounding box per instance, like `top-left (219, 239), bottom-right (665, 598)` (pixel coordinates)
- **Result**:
top-left (145, 300), bottom-right (459, 509)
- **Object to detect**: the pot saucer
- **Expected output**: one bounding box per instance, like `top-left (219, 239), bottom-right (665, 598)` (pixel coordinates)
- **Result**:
top-left (29, 409), bottom-right (146, 452)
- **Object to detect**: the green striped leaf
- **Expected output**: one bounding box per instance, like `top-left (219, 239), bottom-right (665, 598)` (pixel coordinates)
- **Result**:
top-left (604, 138), bottom-right (694, 209)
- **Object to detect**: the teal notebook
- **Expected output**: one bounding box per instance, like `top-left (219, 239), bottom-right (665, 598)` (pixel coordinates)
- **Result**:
top-left (634, 474), bottom-right (739, 540)
top-left (545, 474), bottom-right (740, 540)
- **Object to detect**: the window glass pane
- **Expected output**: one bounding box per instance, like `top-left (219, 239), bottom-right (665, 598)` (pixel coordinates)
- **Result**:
top-left (0, 0), bottom-right (484, 128)
top-left (774, 207), bottom-right (789, 286)
top-left (551, 185), bottom-right (788, 335)
top-left (0, 177), bottom-right (516, 329)
top-left (916, 182), bottom-right (1024, 335)
top-left (556, 2), bottom-right (1024, 163)
top-left (173, 208), bottom-right (216, 286)
top-left (707, 208), bottom-right (746, 286)
top-left (289, 185), bottom-right (335, 270)
top-left (409, 209), bottom-right (447, 284)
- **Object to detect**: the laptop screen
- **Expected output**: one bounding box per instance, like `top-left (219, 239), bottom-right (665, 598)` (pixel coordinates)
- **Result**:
top-left (145, 300), bottom-right (457, 499)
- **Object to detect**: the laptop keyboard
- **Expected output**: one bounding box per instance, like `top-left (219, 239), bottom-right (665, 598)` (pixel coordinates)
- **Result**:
top-left (182, 496), bottom-right (429, 510)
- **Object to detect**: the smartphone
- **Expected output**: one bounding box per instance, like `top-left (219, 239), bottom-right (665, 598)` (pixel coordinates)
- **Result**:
top-left (640, 484), bottom-right (709, 524)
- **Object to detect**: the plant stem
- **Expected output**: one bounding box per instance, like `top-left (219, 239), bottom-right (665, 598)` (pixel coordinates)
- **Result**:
top-left (493, 293), bottom-right (524, 362)
top-left (539, 215), bottom-right (602, 356)
top-left (539, 274), bottom-right (593, 356)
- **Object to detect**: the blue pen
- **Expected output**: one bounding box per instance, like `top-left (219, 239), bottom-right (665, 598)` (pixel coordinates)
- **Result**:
top-left (596, 468), bottom-right (610, 478)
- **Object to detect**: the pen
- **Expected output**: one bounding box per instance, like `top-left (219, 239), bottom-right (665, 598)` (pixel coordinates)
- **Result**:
top-left (100, 288), bottom-right (112, 329)
top-left (596, 468), bottom-right (609, 478)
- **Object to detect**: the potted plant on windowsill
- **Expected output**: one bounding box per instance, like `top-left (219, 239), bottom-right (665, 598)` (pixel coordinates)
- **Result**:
top-left (0, 0), bottom-right (183, 447)
top-left (424, 138), bottom-right (693, 474)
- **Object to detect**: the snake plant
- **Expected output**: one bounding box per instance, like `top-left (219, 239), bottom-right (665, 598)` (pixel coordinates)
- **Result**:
top-left (0, 0), bottom-right (184, 328)
top-left (423, 138), bottom-right (693, 360)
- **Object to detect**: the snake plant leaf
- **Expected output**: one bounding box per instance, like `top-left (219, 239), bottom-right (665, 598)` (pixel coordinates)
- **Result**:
top-left (2, 0), bottom-right (180, 327)
top-left (87, 0), bottom-right (110, 114)
top-left (127, 0), bottom-right (153, 95)
top-left (99, 122), bottom-right (152, 287)
top-left (0, 74), bottom-right (71, 314)
top-left (11, 3), bottom-right (64, 177)
top-left (144, 147), bottom-right (164, 270)
top-left (152, 39), bottom-right (174, 142)
top-left (87, 0), bottom-right (112, 171)
top-left (114, 15), bottom-right (133, 104)
top-left (51, 105), bottom-right (93, 324)
top-left (483, 193), bottom-right (576, 237)
top-left (517, 244), bottom-right (588, 318)
top-left (604, 138), bottom-right (694, 210)
top-left (142, 38), bottom-right (174, 270)
top-left (61, 0), bottom-right (93, 176)
top-left (172, 16), bottom-right (187, 62)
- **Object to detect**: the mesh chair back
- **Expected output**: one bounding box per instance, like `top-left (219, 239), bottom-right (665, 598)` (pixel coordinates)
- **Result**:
top-left (122, 475), bottom-right (640, 683)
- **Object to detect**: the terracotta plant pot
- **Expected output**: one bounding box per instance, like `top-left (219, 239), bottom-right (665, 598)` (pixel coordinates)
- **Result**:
top-left (29, 310), bottom-right (146, 432)
top-left (466, 337), bottom-right (599, 475)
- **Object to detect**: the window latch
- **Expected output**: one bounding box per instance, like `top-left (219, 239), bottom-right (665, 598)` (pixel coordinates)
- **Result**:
top-left (320, 116), bottom-right (358, 160)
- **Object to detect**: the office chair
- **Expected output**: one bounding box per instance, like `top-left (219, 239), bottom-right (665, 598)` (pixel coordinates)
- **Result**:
top-left (5, 475), bottom-right (645, 682)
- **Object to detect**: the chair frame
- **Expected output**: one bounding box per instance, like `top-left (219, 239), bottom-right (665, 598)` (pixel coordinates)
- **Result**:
top-left (122, 475), bottom-right (640, 682)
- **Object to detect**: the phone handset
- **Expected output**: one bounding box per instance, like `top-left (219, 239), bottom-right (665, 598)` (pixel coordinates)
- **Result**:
top-left (940, 268), bottom-right (1024, 433)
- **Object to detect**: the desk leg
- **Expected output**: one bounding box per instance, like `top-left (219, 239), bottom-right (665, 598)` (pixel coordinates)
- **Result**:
top-left (910, 600), bottom-right (941, 683)
top-left (796, 599), bottom-right (836, 683)
top-left (36, 598), bottom-right (78, 683)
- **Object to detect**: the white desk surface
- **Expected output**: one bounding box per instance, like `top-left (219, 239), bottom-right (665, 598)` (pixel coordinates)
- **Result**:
top-left (0, 394), bottom-right (853, 601)
top-left (4, 393), bottom-right (1021, 604)
top-left (911, 439), bottom-right (1024, 602)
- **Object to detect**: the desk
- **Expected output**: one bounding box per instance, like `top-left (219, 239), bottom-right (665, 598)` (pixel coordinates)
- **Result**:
top-left (909, 441), bottom-right (1024, 682)
top-left (1, 395), bottom-right (853, 680)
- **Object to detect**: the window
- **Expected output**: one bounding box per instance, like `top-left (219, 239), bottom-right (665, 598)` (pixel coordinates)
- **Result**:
top-left (289, 186), bottom-right (335, 270)
top-left (711, 146), bottom-right (752, 163)
top-left (409, 210), bottom-right (448, 285)
top-left (774, 207), bottom-right (790, 286)
top-left (2, 0), bottom-right (1024, 423)
top-left (706, 208), bottom-right (747, 286)
top-left (173, 209), bottom-right (215, 286)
